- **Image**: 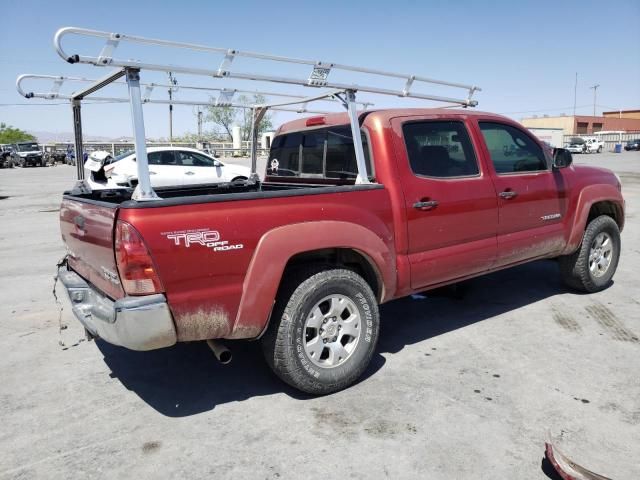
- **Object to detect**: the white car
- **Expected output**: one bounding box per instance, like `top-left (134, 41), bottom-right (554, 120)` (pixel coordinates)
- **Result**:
top-left (85, 147), bottom-right (250, 189)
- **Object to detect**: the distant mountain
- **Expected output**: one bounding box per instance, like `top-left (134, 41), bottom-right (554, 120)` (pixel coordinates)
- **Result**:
top-left (30, 131), bottom-right (134, 143)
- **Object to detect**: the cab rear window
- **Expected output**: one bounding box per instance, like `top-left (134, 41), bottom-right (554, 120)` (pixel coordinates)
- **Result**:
top-left (268, 126), bottom-right (372, 180)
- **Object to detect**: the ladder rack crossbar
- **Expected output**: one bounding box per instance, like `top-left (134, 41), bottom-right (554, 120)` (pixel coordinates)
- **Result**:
top-left (54, 26), bottom-right (480, 107)
top-left (16, 73), bottom-right (371, 110)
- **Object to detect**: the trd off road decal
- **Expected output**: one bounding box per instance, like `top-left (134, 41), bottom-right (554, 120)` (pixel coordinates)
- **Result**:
top-left (161, 228), bottom-right (244, 252)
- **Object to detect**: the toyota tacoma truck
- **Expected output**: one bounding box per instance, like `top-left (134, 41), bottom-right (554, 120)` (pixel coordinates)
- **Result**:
top-left (57, 109), bottom-right (624, 394)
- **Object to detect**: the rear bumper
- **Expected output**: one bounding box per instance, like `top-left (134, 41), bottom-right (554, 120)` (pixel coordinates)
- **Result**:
top-left (58, 267), bottom-right (177, 351)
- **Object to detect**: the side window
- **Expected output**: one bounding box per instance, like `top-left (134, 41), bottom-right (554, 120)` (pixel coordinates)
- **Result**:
top-left (148, 151), bottom-right (177, 166)
top-left (479, 122), bottom-right (547, 174)
top-left (176, 151), bottom-right (215, 167)
top-left (402, 121), bottom-right (479, 178)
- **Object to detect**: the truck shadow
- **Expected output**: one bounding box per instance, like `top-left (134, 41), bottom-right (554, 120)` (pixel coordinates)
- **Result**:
top-left (97, 259), bottom-right (579, 417)
top-left (377, 259), bottom-right (575, 355)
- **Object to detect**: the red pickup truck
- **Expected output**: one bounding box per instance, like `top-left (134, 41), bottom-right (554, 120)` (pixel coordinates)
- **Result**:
top-left (58, 108), bottom-right (624, 394)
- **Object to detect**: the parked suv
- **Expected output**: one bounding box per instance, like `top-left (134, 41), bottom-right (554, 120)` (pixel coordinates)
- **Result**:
top-left (12, 142), bottom-right (45, 167)
top-left (0, 144), bottom-right (15, 168)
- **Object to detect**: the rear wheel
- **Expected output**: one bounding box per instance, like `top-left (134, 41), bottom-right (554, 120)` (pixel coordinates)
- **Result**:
top-left (597, 146), bottom-right (603, 153)
top-left (559, 215), bottom-right (620, 292)
top-left (230, 176), bottom-right (248, 183)
top-left (262, 268), bottom-right (380, 395)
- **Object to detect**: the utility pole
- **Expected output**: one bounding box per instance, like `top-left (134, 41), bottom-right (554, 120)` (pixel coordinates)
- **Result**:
top-left (573, 72), bottom-right (577, 117)
top-left (590, 84), bottom-right (600, 117)
top-left (168, 72), bottom-right (178, 143)
top-left (197, 108), bottom-right (203, 140)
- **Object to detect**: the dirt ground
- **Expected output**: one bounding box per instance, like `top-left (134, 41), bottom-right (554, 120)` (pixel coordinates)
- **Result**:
top-left (0, 152), bottom-right (639, 479)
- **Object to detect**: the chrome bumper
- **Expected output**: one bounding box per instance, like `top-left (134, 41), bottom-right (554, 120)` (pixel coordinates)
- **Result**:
top-left (58, 267), bottom-right (177, 351)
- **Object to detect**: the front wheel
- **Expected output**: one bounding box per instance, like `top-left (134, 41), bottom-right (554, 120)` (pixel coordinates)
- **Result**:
top-left (262, 268), bottom-right (380, 395)
top-left (559, 215), bottom-right (621, 292)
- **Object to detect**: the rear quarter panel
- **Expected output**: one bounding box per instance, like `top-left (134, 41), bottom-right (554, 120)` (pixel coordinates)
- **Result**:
top-left (118, 187), bottom-right (395, 341)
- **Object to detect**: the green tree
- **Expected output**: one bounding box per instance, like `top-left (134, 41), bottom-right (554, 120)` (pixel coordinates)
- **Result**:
top-left (205, 95), bottom-right (273, 142)
top-left (0, 123), bottom-right (36, 143)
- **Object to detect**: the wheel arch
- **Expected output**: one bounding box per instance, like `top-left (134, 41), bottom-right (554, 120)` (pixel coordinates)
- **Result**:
top-left (564, 185), bottom-right (624, 254)
top-left (229, 221), bottom-right (396, 339)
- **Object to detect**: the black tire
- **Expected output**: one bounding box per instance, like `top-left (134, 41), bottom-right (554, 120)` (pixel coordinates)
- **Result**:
top-left (262, 268), bottom-right (380, 395)
top-left (597, 146), bottom-right (603, 153)
top-left (230, 176), bottom-right (248, 183)
top-left (559, 215), bottom-right (621, 293)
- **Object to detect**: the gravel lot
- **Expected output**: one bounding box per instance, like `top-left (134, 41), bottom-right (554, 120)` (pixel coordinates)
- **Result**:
top-left (1, 152), bottom-right (639, 479)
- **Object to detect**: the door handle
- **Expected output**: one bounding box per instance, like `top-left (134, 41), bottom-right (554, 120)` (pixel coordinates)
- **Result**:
top-left (185, 171), bottom-right (195, 175)
top-left (413, 200), bottom-right (439, 210)
top-left (499, 190), bottom-right (517, 199)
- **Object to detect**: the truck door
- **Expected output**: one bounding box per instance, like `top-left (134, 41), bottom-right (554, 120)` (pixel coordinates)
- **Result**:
top-left (474, 120), bottom-right (566, 266)
top-left (391, 117), bottom-right (499, 289)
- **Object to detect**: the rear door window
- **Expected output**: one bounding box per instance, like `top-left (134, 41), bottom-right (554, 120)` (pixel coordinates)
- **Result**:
top-left (402, 121), bottom-right (479, 178)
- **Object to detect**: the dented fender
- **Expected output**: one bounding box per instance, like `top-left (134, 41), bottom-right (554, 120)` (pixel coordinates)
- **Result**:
top-left (229, 221), bottom-right (396, 339)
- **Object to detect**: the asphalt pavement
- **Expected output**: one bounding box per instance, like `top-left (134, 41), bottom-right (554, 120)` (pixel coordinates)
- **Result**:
top-left (0, 152), bottom-right (639, 479)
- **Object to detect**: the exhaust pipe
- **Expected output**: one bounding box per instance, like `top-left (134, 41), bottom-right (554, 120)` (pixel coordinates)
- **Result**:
top-left (206, 339), bottom-right (232, 365)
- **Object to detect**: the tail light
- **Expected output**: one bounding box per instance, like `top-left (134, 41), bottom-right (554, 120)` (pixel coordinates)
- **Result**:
top-left (115, 220), bottom-right (164, 295)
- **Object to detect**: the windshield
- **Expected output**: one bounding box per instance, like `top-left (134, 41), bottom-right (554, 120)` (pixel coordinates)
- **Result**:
top-left (17, 143), bottom-right (40, 152)
top-left (569, 138), bottom-right (584, 144)
top-left (105, 149), bottom-right (134, 166)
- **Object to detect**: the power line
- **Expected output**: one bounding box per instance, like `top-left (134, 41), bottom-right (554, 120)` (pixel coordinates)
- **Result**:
top-left (499, 104), bottom-right (592, 115)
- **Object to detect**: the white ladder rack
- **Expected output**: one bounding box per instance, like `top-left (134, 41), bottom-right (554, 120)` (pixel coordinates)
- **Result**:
top-left (16, 74), bottom-right (371, 114)
top-left (17, 27), bottom-right (481, 200)
top-left (54, 27), bottom-right (480, 107)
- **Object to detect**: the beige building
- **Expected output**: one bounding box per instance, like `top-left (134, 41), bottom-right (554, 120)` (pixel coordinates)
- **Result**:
top-left (521, 111), bottom-right (640, 135)
top-left (521, 116), bottom-right (575, 135)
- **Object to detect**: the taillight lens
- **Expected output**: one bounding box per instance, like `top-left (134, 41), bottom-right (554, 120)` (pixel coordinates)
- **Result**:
top-left (115, 220), bottom-right (163, 295)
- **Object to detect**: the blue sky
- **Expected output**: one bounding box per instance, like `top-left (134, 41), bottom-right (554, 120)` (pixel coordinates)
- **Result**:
top-left (1, 0), bottom-right (639, 140)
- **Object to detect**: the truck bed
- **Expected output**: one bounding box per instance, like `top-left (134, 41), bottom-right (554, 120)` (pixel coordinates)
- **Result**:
top-left (64, 181), bottom-right (366, 208)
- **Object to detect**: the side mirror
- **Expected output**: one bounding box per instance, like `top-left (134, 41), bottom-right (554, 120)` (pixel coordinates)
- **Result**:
top-left (553, 148), bottom-right (573, 169)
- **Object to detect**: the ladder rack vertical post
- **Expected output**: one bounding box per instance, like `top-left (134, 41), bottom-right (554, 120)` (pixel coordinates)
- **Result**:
top-left (249, 107), bottom-right (266, 183)
top-left (345, 90), bottom-right (370, 185)
top-left (125, 68), bottom-right (159, 201)
top-left (71, 99), bottom-right (84, 180)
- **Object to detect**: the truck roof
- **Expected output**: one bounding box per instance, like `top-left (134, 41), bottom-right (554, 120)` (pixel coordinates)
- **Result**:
top-left (276, 108), bottom-right (512, 135)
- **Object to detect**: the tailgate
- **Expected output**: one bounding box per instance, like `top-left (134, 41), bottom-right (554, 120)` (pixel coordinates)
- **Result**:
top-left (60, 197), bottom-right (125, 300)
